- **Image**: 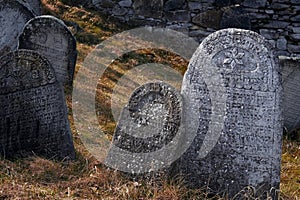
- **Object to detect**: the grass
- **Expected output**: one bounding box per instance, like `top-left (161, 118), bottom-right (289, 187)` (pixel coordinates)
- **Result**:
top-left (0, 0), bottom-right (299, 199)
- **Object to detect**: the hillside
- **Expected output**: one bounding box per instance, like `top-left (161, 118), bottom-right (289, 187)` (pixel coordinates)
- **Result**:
top-left (0, 0), bottom-right (299, 199)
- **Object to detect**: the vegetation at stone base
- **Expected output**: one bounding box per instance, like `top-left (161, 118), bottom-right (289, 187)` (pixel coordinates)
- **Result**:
top-left (0, 0), bottom-right (299, 199)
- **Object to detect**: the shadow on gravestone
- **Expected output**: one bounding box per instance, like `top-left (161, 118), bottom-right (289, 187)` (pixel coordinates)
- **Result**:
top-left (0, 50), bottom-right (75, 160)
top-left (280, 57), bottom-right (300, 132)
top-left (105, 81), bottom-right (183, 174)
top-left (172, 29), bottom-right (282, 199)
top-left (0, 0), bottom-right (34, 55)
top-left (18, 0), bottom-right (42, 16)
top-left (18, 15), bottom-right (78, 87)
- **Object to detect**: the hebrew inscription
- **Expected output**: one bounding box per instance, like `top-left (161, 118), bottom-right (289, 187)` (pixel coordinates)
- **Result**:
top-left (0, 50), bottom-right (75, 160)
top-left (176, 29), bottom-right (282, 198)
top-left (19, 15), bottom-right (77, 86)
top-left (0, 0), bottom-right (34, 54)
top-left (105, 81), bottom-right (183, 173)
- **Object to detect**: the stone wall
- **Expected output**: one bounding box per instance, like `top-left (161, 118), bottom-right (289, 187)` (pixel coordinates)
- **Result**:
top-left (89, 0), bottom-right (300, 57)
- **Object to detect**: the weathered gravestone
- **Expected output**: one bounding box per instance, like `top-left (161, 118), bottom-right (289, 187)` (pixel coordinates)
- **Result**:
top-left (18, 0), bottom-right (42, 16)
top-left (19, 15), bottom-right (77, 86)
top-left (174, 29), bottom-right (282, 198)
top-left (280, 57), bottom-right (300, 131)
top-left (105, 81), bottom-right (183, 174)
top-left (0, 0), bottom-right (34, 54)
top-left (0, 50), bottom-right (75, 160)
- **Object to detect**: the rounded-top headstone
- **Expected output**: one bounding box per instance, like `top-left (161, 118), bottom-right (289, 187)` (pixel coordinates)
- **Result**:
top-left (0, 0), bottom-right (34, 54)
top-left (0, 49), bottom-right (75, 160)
top-left (106, 81), bottom-right (183, 174)
top-left (19, 15), bottom-right (77, 86)
top-left (175, 28), bottom-right (282, 198)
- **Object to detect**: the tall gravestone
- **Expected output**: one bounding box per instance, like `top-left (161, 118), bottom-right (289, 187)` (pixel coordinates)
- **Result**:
top-left (280, 57), bottom-right (300, 131)
top-left (0, 50), bottom-right (75, 160)
top-left (175, 29), bottom-right (282, 198)
top-left (0, 0), bottom-right (34, 54)
top-left (105, 82), bottom-right (183, 174)
top-left (19, 15), bottom-right (77, 86)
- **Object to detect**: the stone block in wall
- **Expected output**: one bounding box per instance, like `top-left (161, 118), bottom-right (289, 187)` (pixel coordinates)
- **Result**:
top-left (271, 3), bottom-right (290, 10)
top-left (214, 0), bottom-right (243, 7)
top-left (290, 34), bottom-right (300, 41)
top-left (119, 0), bottom-right (132, 7)
top-left (291, 27), bottom-right (300, 33)
top-left (165, 10), bottom-right (190, 22)
top-left (242, 0), bottom-right (267, 8)
top-left (220, 6), bottom-right (251, 29)
top-left (133, 0), bottom-right (163, 18)
top-left (288, 44), bottom-right (300, 53)
top-left (259, 29), bottom-right (278, 40)
top-left (291, 0), bottom-right (300, 5)
top-left (192, 10), bottom-right (223, 29)
top-left (112, 5), bottom-right (128, 16)
top-left (277, 37), bottom-right (287, 50)
top-left (188, 2), bottom-right (203, 11)
top-left (291, 14), bottom-right (300, 22)
top-left (264, 20), bottom-right (290, 29)
top-left (164, 0), bottom-right (186, 11)
top-left (93, 0), bottom-right (115, 8)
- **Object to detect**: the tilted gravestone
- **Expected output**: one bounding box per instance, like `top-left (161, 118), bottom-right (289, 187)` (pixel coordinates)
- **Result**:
top-left (0, 0), bottom-right (34, 54)
top-left (19, 15), bottom-right (77, 86)
top-left (280, 57), bottom-right (300, 131)
top-left (0, 50), bottom-right (75, 160)
top-left (18, 0), bottom-right (42, 16)
top-left (105, 81), bottom-right (183, 174)
top-left (174, 29), bottom-right (282, 198)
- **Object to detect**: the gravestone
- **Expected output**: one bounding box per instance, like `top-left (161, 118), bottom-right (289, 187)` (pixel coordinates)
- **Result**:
top-left (19, 15), bottom-right (77, 86)
top-left (280, 57), bottom-right (300, 131)
top-left (105, 81), bottom-right (183, 174)
top-left (0, 0), bottom-right (34, 54)
top-left (18, 0), bottom-right (42, 16)
top-left (175, 29), bottom-right (282, 198)
top-left (0, 50), bottom-right (75, 160)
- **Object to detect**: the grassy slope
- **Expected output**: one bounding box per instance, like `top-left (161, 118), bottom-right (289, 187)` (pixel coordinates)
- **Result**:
top-left (0, 0), bottom-right (299, 199)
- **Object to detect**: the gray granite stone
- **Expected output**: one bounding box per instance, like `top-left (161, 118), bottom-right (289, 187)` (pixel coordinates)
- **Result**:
top-left (119, 0), bottom-right (132, 7)
top-left (19, 15), bottom-right (77, 86)
top-left (277, 37), bottom-right (287, 50)
top-left (164, 0), bottom-right (186, 11)
top-left (281, 57), bottom-right (300, 131)
top-left (106, 82), bottom-right (182, 173)
top-left (0, 0), bottom-right (34, 54)
top-left (18, 0), bottom-right (42, 16)
top-left (0, 50), bottom-right (75, 160)
top-left (242, 0), bottom-right (267, 8)
top-left (174, 28), bottom-right (282, 198)
top-left (132, 0), bottom-right (164, 18)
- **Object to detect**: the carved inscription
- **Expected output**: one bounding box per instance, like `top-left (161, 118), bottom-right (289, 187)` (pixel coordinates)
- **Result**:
top-left (19, 15), bottom-right (77, 86)
top-left (176, 29), bottom-right (282, 198)
top-left (106, 82), bottom-right (182, 173)
top-left (0, 50), bottom-right (75, 160)
top-left (0, 0), bottom-right (34, 54)
top-left (113, 82), bottom-right (182, 153)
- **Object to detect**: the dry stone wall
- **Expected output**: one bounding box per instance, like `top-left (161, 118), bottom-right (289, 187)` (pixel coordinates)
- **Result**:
top-left (88, 0), bottom-right (300, 57)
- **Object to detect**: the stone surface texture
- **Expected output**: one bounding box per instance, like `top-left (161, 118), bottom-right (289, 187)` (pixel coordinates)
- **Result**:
top-left (0, 0), bottom-right (34, 54)
top-left (18, 0), bottom-right (42, 16)
top-left (0, 50), bottom-right (75, 160)
top-left (174, 29), bottom-right (282, 198)
top-left (280, 57), bottom-right (300, 131)
top-left (19, 15), bottom-right (77, 86)
top-left (87, 0), bottom-right (300, 57)
top-left (106, 82), bottom-right (182, 173)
